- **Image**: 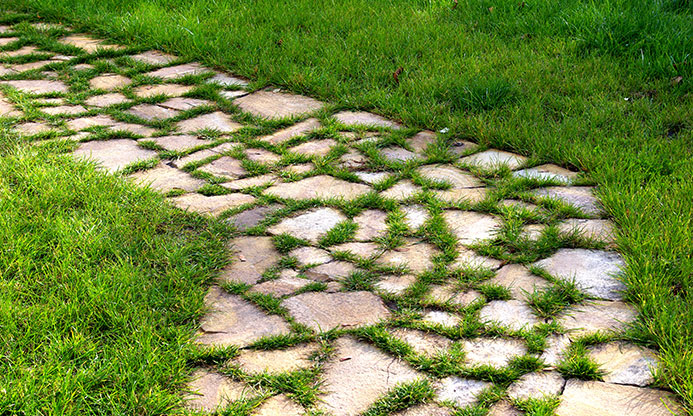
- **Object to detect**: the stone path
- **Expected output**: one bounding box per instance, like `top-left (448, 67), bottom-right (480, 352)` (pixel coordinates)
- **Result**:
top-left (0, 19), bottom-right (684, 416)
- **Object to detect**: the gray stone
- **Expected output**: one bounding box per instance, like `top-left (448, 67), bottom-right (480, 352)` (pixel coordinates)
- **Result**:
top-left (184, 368), bottom-right (257, 412)
top-left (234, 343), bottom-right (319, 375)
top-left (226, 204), bottom-right (283, 231)
top-left (374, 274), bottom-right (417, 295)
top-left (172, 149), bottom-right (217, 168)
top-left (290, 139), bottom-right (336, 157)
top-left (533, 249), bottom-right (626, 301)
top-left (587, 342), bottom-right (658, 387)
top-left (380, 146), bottom-right (421, 162)
top-left (354, 209), bottom-right (388, 241)
top-left (222, 174), bottom-right (279, 190)
top-left (127, 103), bottom-right (179, 121)
top-left (129, 50), bottom-right (177, 66)
top-left (558, 219), bottom-right (616, 244)
top-left (507, 371), bottom-right (565, 400)
top-left (449, 140), bottom-right (478, 156)
top-left (235, 90), bottom-right (324, 119)
top-left (460, 149), bottom-right (527, 170)
top-left (207, 72), bottom-right (249, 87)
top-left (304, 261), bottom-right (356, 281)
top-left (66, 115), bottom-right (116, 130)
top-left (436, 377), bottom-right (492, 408)
top-left (159, 97), bottom-right (212, 111)
top-left (170, 193), bottom-right (256, 216)
top-left (253, 394), bottom-right (306, 416)
top-left (196, 286), bottom-right (290, 347)
top-left (198, 156), bottom-right (246, 179)
top-left (558, 300), bottom-right (638, 338)
top-left (402, 205), bottom-right (429, 230)
top-left (74, 139), bottom-right (157, 172)
top-left (143, 134), bottom-right (209, 152)
top-left (220, 90), bottom-right (249, 100)
top-left (133, 84), bottom-right (193, 98)
top-left (388, 328), bottom-right (453, 357)
top-left (283, 292), bottom-right (390, 331)
top-left (259, 118), bottom-right (321, 144)
top-left (376, 240), bottom-right (438, 274)
top-left (421, 310), bottom-right (461, 327)
top-left (85, 93), bottom-right (130, 107)
top-left (146, 63), bottom-right (210, 79)
top-left (380, 180), bottom-right (421, 200)
top-left (513, 164), bottom-right (578, 184)
top-left (333, 110), bottom-right (401, 129)
top-left (129, 163), bottom-right (205, 192)
top-left (290, 246), bottom-right (332, 267)
top-left (267, 207), bottom-right (346, 243)
top-left (462, 337), bottom-right (527, 368)
top-left (264, 175), bottom-right (371, 201)
top-left (245, 147), bottom-right (281, 164)
top-left (110, 122), bottom-right (157, 137)
top-left (487, 264), bottom-right (550, 301)
top-left (407, 130), bottom-right (437, 153)
top-left (2, 79), bottom-right (68, 94)
top-left (250, 272), bottom-right (311, 297)
top-left (220, 236), bottom-right (280, 285)
top-left (531, 186), bottom-right (602, 216)
top-left (443, 211), bottom-right (502, 246)
top-left (177, 111), bottom-right (242, 133)
top-left (479, 300), bottom-right (541, 330)
top-left (89, 73), bottom-right (131, 90)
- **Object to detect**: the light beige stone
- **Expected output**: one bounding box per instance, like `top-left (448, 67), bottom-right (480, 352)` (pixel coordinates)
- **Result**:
top-left (234, 343), bottom-right (319, 374)
top-left (436, 377), bottom-right (492, 408)
top-left (198, 156), bottom-right (246, 179)
top-left (170, 193), bottom-right (255, 216)
top-left (184, 368), bottom-right (257, 412)
top-left (338, 149), bottom-right (369, 170)
top-left (513, 164), bottom-right (578, 184)
top-left (355, 171), bottom-right (390, 184)
top-left (235, 90), bottom-right (324, 119)
top-left (177, 111), bottom-right (242, 134)
top-left (376, 240), bottom-right (438, 274)
top-left (142, 134), bottom-right (209, 152)
top-left (89, 73), bottom-right (131, 90)
top-left (427, 285), bottom-right (484, 308)
top-left (507, 371), bottom-right (565, 400)
top-left (133, 84), bottom-right (193, 98)
top-left (487, 401), bottom-right (522, 416)
top-left (160, 96), bottom-right (212, 111)
top-left (129, 163), bottom-right (205, 192)
top-left (259, 118), bottom-right (321, 144)
top-left (67, 115), bottom-right (117, 130)
top-left (402, 205), bottom-right (429, 230)
top-left (285, 163), bottom-right (314, 174)
top-left (421, 310), bottom-right (461, 327)
top-left (249, 272), bottom-right (310, 297)
top-left (2, 79), bottom-right (68, 94)
top-left (460, 149), bottom-right (527, 170)
top-left (110, 122), bottom-right (157, 137)
top-left (558, 300), bottom-right (638, 338)
top-left (479, 300), bottom-right (541, 331)
top-left (443, 211), bottom-right (502, 245)
top-left (333, 110), bottom-right (401, 129)
top-left (393, 403), bottom-right (451, 416)
top-left (541, 334), bottom-right (571, 365)
top-left (129, 50), bottom-right (177, 66)
top-left (264, 175), bottom-right (371, 201)
top-left (73, 139), bottom-right (157, 172)
top-left (531, 186), bottom-right (602, 216)
top-left (304, 261), bottom-right (356, 281)
top-left (389, 328), bottom-right (453, 357)
top-left (417, 164), bottom-right (482, 188)
top-left (41, 105), bottom-right (88, 116)
top-left (84, 93), bottom-right (130, 107)
top-left (283, 292), bottom-right (390, 331)
top-left (245, 147), bottom-right (281, 164)
top-left (290, 139), bottom-right (336, 157)
top-left (487, 264), bottom-right (550, 301)
top-left (330, 242), bottom-right (381, 259)
top-left (172, 149), bottom-right (217, 168)
top-left (353, 209), bottom-right (388, 241)
top-left (462, 337), bottom-right (527, 368)
top-left (558, 219), bottom-right (616, 244)
top-left (380, 180), bottom-right (421, 200)
top-left (451, 247), bottom-right (502, 270)
top-left (222, 174), bottom-right (278, 191)
top-left (407, 130), bottom-right (437, 153)
top-left (289, 246), bottom-right (332, 266)
top-left (587, 342), bottom-right (658, 387)
top-left (146, 63), bottom-right (210, 79)
top-left (267, 207), bottom-right (346, 243)
top-left (14, 122), bottom-right (53, 136)
top-left (374, 274), bottom-right (417, 295)
top-left (434, 187), bottom-right (488, 204)
top-left (59, 35), bottom-right (123, 52)
top-left (253, 394), bottom-right (305, 416)
top-left (220, 236), bottom-right (280, 285)
top-left (381, 146), bottom-right (421, 162)
top-left (127, 103), bottom-right (179, 121)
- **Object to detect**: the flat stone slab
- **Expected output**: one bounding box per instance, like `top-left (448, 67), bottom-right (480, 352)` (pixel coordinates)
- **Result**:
top-left (127, 103), bottom-right (179, 121)
top-left (170, 193), bottom-right (255, 216)
top-left (333, 110), bottom-right (401, 129)
top-left (245, 148), bottom-right (281, 164)
top-left (587, 342), bottom-right (658, 387)
top-left (436, 377), bottom-right (492, 408)
top-left (267, 207), bottom-right (346, 243)
top-left (226, 204), bottom-right (283, 231)
top-left (318, 337), bottom-right (420, 416)
top-left (177, 111), bottom-right (242, 133)
top-left (330, 242), bottom-right (381, 259)
top-left (173, 149), bottom-right (217, 168)
top-left (406, 130), bottom-right (437, 153)
top-left (160, 97), bottom-right (212, 111)
top-left (380, 180), bottom-right (421, 200)
top-left (264, 175), bottom-right (371, 201)
top-left (89, 74), bottom-right (131, 90)
top-left (541, 334), bottom-right (571, 365)
top-left (513, 164), bottom-right (578, 184)
top-left (282, 291), bottom-right (390, 331)
top-left (460, 149), bottom-right (527, 170)
top-left (207, 72), bottom-right (249, 87)
top-left (393, 403), bottom-right (452, 416)
top-left (381, 146), bottom-right (421, 162)
top-left (253, 394), bottom-right (305, 416)
top-left (427, 285), bottom-right (484, 308)
top-left (533, 249), bottom-right (626, 300)
top-left (2, 80), bottom-right (68, 94)
top-left (85, 93), bottom-right (131, 107)
top-left (67, 115), bottom-right (116, 130)
top-left (355, 171), bottom-right (390, 184)
top-left (40, 105), bottom-right (88, 116)
top-left (555, 380), bottom-right (683, 416)
top-left (531, 186), bottom-right (602, 216)
top-left (558, 219), bottom-right (616, 244)
top-left (235, 90), bottom-right (324, 119)
top-left (234, 343), bottom-right (319, 374)
top-left (402, 205), bottom-right (429, 230)
top-left (507, 371), bottom-right (565, 400)
top-left (146, 63), bottom-right (210, 79)
top-left (421, 310), bottom-right (461, 328)
top-left (198, 156), bottom-right (247, 179)
top-left (290, 139), bottom-right (337, 157)
top-left (304, 260), bottom-right (357, 281)
top-left (196, 286), bottom-right (291, 347)
top-left (451, 247), bottom-right (502, 270)
top-left (185, 368), bottom-right (257, 412)
top-left (259, 118), bottom-right (321, 144)
top-left (59, 35), bottom-right (123, 52)
top-left (338, 149), bottom-right (369, 170)
top-left (250, 271), bottom-right (311, 297)
top-left (219, 236), bottom-right (280, 285)
top-left (74, 139), bottom-right (157, 172)
top-left (222, 174), bottom-right (279, 190)
top-left (443, 211), bottom-right (502, 246)
top-left (129, 163), bottom-right (205, 192)
top-left (388, 328), bottom-right (453, 357)
top-left (129, 50), bottom-right (177, 66)
top-left (15, 122), bottom-right (53, 136)
top-left (133, 84), bottom-right (194, 98)
top-left (487, 264), bottom-right (550, 301)
top-left (376, 240), bottom-right (438, 274)
top-left (353, 209), bottom-right (388, 241)
top-left (558, 300), bottom-right (637, 338)
top-left (479, 300), bottom-right (541, 330)
top-left (487, 401), bottom-right (522, 416)
top-left (417, 165), bottom-right (482, 188)
top-left (462, 337), bottom-right (527, 368)
top-left (374, 274), bottom-right (417, 295)
top-left (142, 134), bottom-right (209, 152)
top-left (290, 246), bottom-right (333, 267)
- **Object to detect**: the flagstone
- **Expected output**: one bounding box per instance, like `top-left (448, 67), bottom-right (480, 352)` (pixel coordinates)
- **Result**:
top-left (451, 247), bottom-right (502, 270)
top-left (290, 139), bottom-right (336, 157)
top-left (421, 310), bottom-right (461, 327)
top-left (207, 72), bottom-right (249, 87)
top-left (264, 175), bottom-right (370, 201)
top-left (388, 328), bottom-right (453, 357)
top-left (541, 334), bottom-right (571, 365)
top-left (0, 66), bottom-right (15, 76)
top-left (89, 73), bottom-right (131, 90)
top-left (355, 171), bottom-right (390, 184)
top-left (513, 164), bottom-right (578, 184)
top-left (354, 209), bottom-right (388, 241)
top-left (196, 286), bottom-right (290, 347)
top-left (133, 83), bottom-right (193, 98)
top-left (10, 59), bottom-right (62, 72)
top-left (558, 300), bottom-right (637, 338)
top-left (435, 377), bottom-right (492, 408)
top-left (129, 50), bottom-right (177, 66)
top-left (110, 122), bottom-right (157, 136)
top-left (37, 105), bottom-right (86, 116)
top-left (402, 205), bottom-right (429, 230)
top-left (531, 186), bottom-right (602, 216)
top-left (59, 35), bottom-right (123, 52)
top-left (480, 300), bottom-right (541, 331)
top-left (226, 204), bottom-right (283, 231)
top-left (0, 37), bottom-right (19, 46)
top-left (159, 97), bottom-right (212, 111)
top-left (267, 207), bottom-right (346, 243)
top-left (85, 92), bottom-right (131, 107)
top-left (234, 343), bottom-right (319, 375)
top-left (221, 174), bottom-right (279, 190)
top-left (558, 219), bottom-right (616, 244)
top-left (14, 122), bottom-right (53, 136)
top-left (460, 149), bottom-right (527, 170)
top-left (67, 115), bottom-right (117, 130)
top-left (72, 63), bottom-right (94, 71)
top-left (290, 246), bottom-right (333, 267)
top-left (235, 90), bottom-right (325, 119)
top-left (0, 46), bottom-right (40, 57)
top-left (285, 163), bottom-right (314, 174)
top-left (462, 337), bottom-right (527, 368)
top-left (333, 110), bottom-right (402, 129)
top-left (219, 236), bottom-right (280, 284)
top-left (127, 103), bottom-right (180, 121)
top-left (522, 224), bottom-right (546, 240)
top-left (170, 193), bottom-right (255, 216)
top-left (586, 342), bottom-right (658, 387)
top-left (338, 149), bottom-right (369, 170)
top-left (407, 130), bottom-right (437, 153)
top-left (499, 199), bottom-right (541, 212)
top-left (253, 394), bottom-right (306, 416)
top-left (198, 156), bottom-right (246, 179)
top-left (487, 264), bottom-right (550, 301)
top-left (173, 148), bottom-right (217, 168)
top-left (443, 211), bottom-right (502, 245)
top-left (283, 292), bottom-right (390, 331)
top-left (380, 180), bottom-right (421, 200)
top-left (249, 272), bottom-right (311, 297)
top-left (34, 98), bottom-right (64, 105)
top-left (417, 164), bottom-right (482, 188)
top-left (487, 401), bottom-right (522, 416)
top-left (330, 242), bottom-right (381, 259)
top-left (177, 111), bottom-right (242, 133)
top-left (2, 79), bottom-right (68, 94)
top-left (74, 139), bottom-right (157, 172)
top-left (220, 90), bottom-right (249, 100)
top-left (129, 163), bottom-right (205, 192)
top-left (427, 285), bottom-right (484, 308)
top-left (0, 95), bottom-right (21, 117)
top-left (434, 187), bottom-right (488, 204)
top-left (184, 369), bottom-right (257, 412)
top-left (305, 261), bottom-right (356, 281)
top-left (376, 240), bottom-right (438, 274)
top-left (450, 141), bottom-right (478, 156)
top-left (394, 403), bottom-right (452, 416)
top-left (507, 371), bottom-right (565, 400)
top-left (142, 134), bottom-right (209, 152)
top-left (259, 118), bottom-right (321, 144)
top-left (245, 147), bottom-right (281, 164)
top-left (146, 62), bottom-right (210, 79)
top-left (533, 249), bottom-right (626, 301)
top-left (381, 146), bottom-right (421, 162)
top-left (374, 274), bottom-right (417, 295)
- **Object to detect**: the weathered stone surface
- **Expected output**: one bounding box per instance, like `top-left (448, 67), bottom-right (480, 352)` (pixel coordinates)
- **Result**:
top-left (407, 130), bottom-right (437, 154)
top-left (59, 35), bottom-right (122, 52)
top-left (160, 96), bottom-right (212, 111)
top-left (533, 249), bottom-right (626, 301)
top-left (85, 92), bottom-right (130, 107)
top-left (260, 118), bottom-right (321, 144)
top-left (418, 165), bottom-right (482, 188)
top-left (10, 59), bottom-right (61, 72)
top-left (507, 371), bottom-right (565, 400)
top-left (290, 139), bottom-right (336, 157)
top-left (127, 103), bottom-right (179, 121)
top-left (290, 246), bottom-right (332, 266)
top-left (479, 300), bottom-right (541, 330)
top-left (197, 286), bottom-right (290, 347)
top-left (250, 273), bottom-right (310, 297)
top-left (2, 79), bottom-right (68, 94)
top-left (177, 111), bottom-right (242, 134)
top-left (389, 328), bottom-right (453, 357)
top-left (284, 292), bottom-right (390, 331)
top-left (245, 147), bottom-right (281, 164)
top-left (222, 174), bottom-right (278, 191)
top-left (558, 219), bottom-right (616, 244)
top-left (129, 50), bottom-right (177, 66)
top-left (0, 94), bottom-right (21, 117)
top-left (72, 63), bottom-right (94, 71)
top-left (402, 205), bottom-right (429, 230)
top-left (264, 175), bottom-right (370, 201)
top-left (253, 394), bottom-right (305, 416)
top-left (234, 343), bottom-right (319, 375)
top-left (235, 90), bottom-right (324, 119)
top-left (185, 368), bottom-right (256, 412)
top-left (171, 193), bottom-right (255, 216)
top-left (143, 134), bottom-right (209, 152)
top-left (330, 242), bottom-right (381, 259)
top-left (198, 156), bottom-right (246, 179)
top-left (422, 310), bottom-right (461, 327)
top-left (555, 380), bottom-right (683, 416)
top-left (74, 139), bottom-right (157, 172)
top-left (333, 110), bottom-right (401, 129)
top-left (451, 247), bottom-right (502, 270)
top-left (220, 90), bottom-right (249, 100)
top-left (427, 285), bottom-right (484, 308)
top-left (318, 337), bottom-right (420, 416)
top-left (1, 46), bottom-right (40, 58)
top-left (0, 37), bottom-right (18, 46)
top-left (267, 207), bottom-right (346, 243)
top-left (173, 149), bottom-right (217, 168)
top-left (487, 401), bottom-right (522, 416)
top-left (541, 334), bottom-right (571, 365)
top-left (462, 337), bottom-right (527, 368)
top-left (443, 211), bottom-right (502, 246)
top-left (460, 149), bottom-right (527, 170)
top-left (111, 122), bottom-right (157, 136)
top-left (587, 342), bottom-right (658, 387)
top-left (513, 164), bottom-right (578, 184)
top-left (133, 83), bottom-right (193, 98)
top-left (146, 63), bottom-right (210, 79)
top-left (374, 274), bottom-right (417, 295)
top-left (14, 122), bottom-right (52, 136)
top-left (436, 377), bottom-right (492, 408)
top-left (434, 187), bottom-right (488, 204)
top-left (376, 240), bottom-right (438, 274)
top-left (487, 264), bottom-right (550, 301)
top-left (40, 105), bottom-right (87, 116)
top-left (381, 147), bottom-right (421, 163)
top-left (353, 209), bottom-right (388, 241)
top-left (393, 403), bottom-right (451, 416)
top-left (558, 301), bottom-right (637, 338)
top-left (226, 204), bottom-right (283, 231)
top-left (520, 224), bottom-right (545, 240)
top-left (67, 115), bottom-right (115, 130)
top-left (207, 72), bottom-right (249, 87)
top-left (531, 186), bottom-right (602, 216)
top-left (304, 261), bottom-right (356, 281)
top-left (219, 236), bottom-right (280, 285)
top-left (285, 163), bottom-right (314, 175)
top-left (355, 171), bottom-right (390, 184)
top-left (499, 199), bottom-right (542, 212)
top-left (338, 149), bottom-right (369, 170)
top-left (89, 74), bottom-right (131, 90)
top-left (129, 163), bottom-right (205, 192)
top-left (380, 180), bottom-right (421, 200)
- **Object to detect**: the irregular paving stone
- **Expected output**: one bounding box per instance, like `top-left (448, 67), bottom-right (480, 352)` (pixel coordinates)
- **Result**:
top-left (451, 247), bottom-right (502, 270)
top-left (531, 186), bottom-right (602, 216)
top-left (129, 163), bottom-right (205, 192)
top-left (173, 149), bottom-right (217, 168)
top-left (219, 236), bottom-right (280, 284)
top-left (196, 286), bottom-right (290, 347)
top-left (222, 174), bottom-right (279, 190)
top-left (264, 175), bottom-right (371, 201)
top-left (449, 140), bottom-right (478, 156)
top-left (443, 211), bottom-right (502, 245)
top-left (177, 111), bottom-right (242, 134)
top-left (487, 401), bottom-right (522, 416)
top-left (250, 272), bottom-right (311, 297)
top-left (304, 261), bottom-right (356, 281)
top-left (198, 156), bottom-right (247, 179)
top-left (40, 105), bottom-right (87, 116)
top-left (422, 310), bottom-right (461, 327)
top-left (436, 377), bottom-right (492, 408)
top-left (290, 138), bottom-right (336, 157)
top-left (10, 59), bottom-right (62, 72)
top-left (558, 300), bottom-right (637, 338)
top-left (338, 149), bottom-right (369, 170)
top-left (541, 334), bottom-right (571, 365)
top-left (220, 90), bottom-right (249, 100)
top-left (393, 403), bottom-right (452, 416)
top-left (354, 171), bottom-right (390, 184)
top-left (111, 122), bottom-right (157, 136)
top-left (434, 187), bottom-right (488, 204)
top-left (402, 205), bottom-right (429, 230)
top-left (353, 209), bottom-right (388, 241)
top-left (389, 328), bottom-right (453, 357)
top-left (245, 147), bottom-right (281, 164)
top-left (285, 163), bottom-right (314, 174)
top-left (259, 118), bottom-right (321, 144)
top-left (427, 285), bottom-right (484, 308)
top-left (586, 342), bottom-right (658, 387)
top-left (460, 149), bottom-right (527, 170)
top-left (146, 62), bottom-right (210, 79)
top-left (234, 343), bottom-right (319, 374)
top-left (160, 97), bottom-right (212, 111)
top-left (207, 72), bottom-right (249, 87)
top-left (558, 219), bottom-right (616, 244)
top-left (89, 73), bottom-right (131, 90)
top-left (0, 66), bottom-right (15, 77)
top-left (407, 130), bottom-right (437, 153)
top-left (72, 63), bottom-right (94, 71)
top-left (59, 35), bottom-right (122, 52)
top-left (533, 249), bottom-right (626, 301)
top-left (185, 368), bottom-right (257, 412)
top-left (283, 292), bottom-right (390, 331)
top-left (129, 50), bottom-right (177, 66)
top-left (376, 240), bottom-right (438, 274)
top-left (380, 146), bottom-right (421, 162)
top-left (74, 139), bottom-right (157, 172)
top-left (226, 204), bottom-right (283, 231)
top-left (2, 79), bottom-right (68, 94)
top-left (513, 164), bottom-right (578, 184)
top-left (333, 110), bottom-right (401, 129)
top-left (235, 90), bottom-right (324, 119)
top-left (170, 193), bottom-right (255, 216)
top-left (67, 114), bottom-right (117, 130)
top-left (254, 394), bottom-right (306, 416)
top-left (34, 98), bottom-right (64, 105)
top-left (318, 337), bottom-right (420, 416)
top-left (290, 246), bottom-right (333, 266)
top-left (14, 122), bottom-right (52, 135)
top-left (268, 207), bottom-right (346, 243)
top-left (486, 264), bottom-right (550, 301)
top-left (0, 37), bottom-right (18, 46)
top-left (0, 94), bottom-right (21, 117)
top-left (499, 199), bottom-right (542, 212)
top-left (417, 165), bottom-right (482, 188)
top-left (142, 134), bottom-right (209, 152)
top-left (555, 380), bottom-right (683, 416)
top-left (85, 92), bottom-right (131, 107)
top-left (1, 46), bottom-right (40, 58)
top-left (374, 274), bottom-right (417, 295)
top-left (133, 83), bottom-right (193, 98)
top-left (462, 337), bottom-right (528, 368)
top-left (479, 300), bottom-right (541, 331)
top-left (330, 242), bottom-right (381, 258)
top-left (507, 371), bottom-right (565, 400)
top-left (380, 180), bottom-right (421, 200)
top-left (127, 103), bottom-right (179, 120)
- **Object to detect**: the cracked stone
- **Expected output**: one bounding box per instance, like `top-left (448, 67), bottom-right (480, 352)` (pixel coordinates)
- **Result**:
top-left (170, 193), bottom-right (255, 216)
top-left (451, 247), bottom-right (502, 270)
top-left (129, 163), bottom-right (205, 192)
top-left (427, 285), bottom-right (484, 308)
top-left (290, 246), bottom-right (332, 267)
top-left (373, 274), bottom-right (417, 295)
top-left (462, 337), bottom-right (527, 368)
top-left (381, 146), bottom-right (421, 162)
top-left (226, 204), bottom-right (283, 231)
top-left (388, 328), bottom-right (453, 357)
top-left (250, 272), bottom-right (311, 297)
top-left (142, 134), bottom-right (209, 152)
top-left (531, 186), bottom-right (602, 216)
top-left (479, 300), bottom-right (541, 330)
top-left (184, 368), bottom-right (257, 412)
top-left (355, 171), bottom-right (390, 184)
top-left (376, 240), bottom-right (438, 274)
top-left (89, 74), bottom-right (131, 90)
top-left (558, 300), bottom-right (637, 338)
top-left (586, 342), bottom-right (658, 387)
top-left (267, 207), bottom-right (346, 243)
top-left (417, 165), bottom-right (482, 188)
top-left (219, 236), bottom-right (280, 285)
top-left (74, 139), bottom-right (156, 172)
top-left (393, 403), bottom-right (452, 416)
top-left (160, 96), bottom-right (212, 111)
top-left (402, 205), bottom-right (429, 230)
top-left (513, 164), bottom-right (578, 184)
top-left (443, 211), bottom-right (502, 246)
top-left (486, 264), bottom-right (550, 301)
top-left (507, 371), bottom-right (565, 400)
top-left (85, 93), bottom-right (130, 107)
top-left (2, 79), bottom-right (68, 94)
top-left (129, 50), bottom-right (177, 66)
top-left (177, 111), bottom-right (242, 134)
top-left (259, 118), bottom-right (321, 144)
top-left (234, 343), bottom-right (319, 375)
top-left (207, 72), bottom-right (249, 87)
top-left (196, 286), bottom-right (290, 347)
top-left (290, 139), bottom-right (336, 157)
top-left (558, 219), bottom-right (616, 244)
top-left (422, 310), bottom-right (461, 327)
top-left (354, 209), bottom-right (388, 241)
top-left (333, 110), bottom-right (401, 129)
top-left (198, 156), bottom-right (246, 179)
top-left (533, 249), bottom-right (626, 301)
top-left (146, 63), bottom-right (210, 79)
top-left (127, 103), bottom-right (179, 120)
top-left (338, 149), bottom-right (369, 170)
top-left (317, 337), bottom-right (420, 416)
top-left (330, 242), bottom-right (381, 259)
top-left (407, 130), bottom-right (437, 153)
top-left (245, 147), bottom-right (281, 164)
top-left (222, 174), bottom-right (279, 190)
top-left (235, 90), bottom-right (324, 119)
top-left (133, 84), bottom-right (193, 98)
top-left (380, 180), bottom-right (421, 200)
top-left (264, 175), bottom-right (370, 201)
top-left (460, 149), bottom-right (527, 170)
top-left (305, 261), bottom-right (356, 281)
top-left (253, 394), bottom-right (306, 416)
top-left (283, 292), bottom-right (390, 331)
top-left (436, 377), bottom-right (492, 408)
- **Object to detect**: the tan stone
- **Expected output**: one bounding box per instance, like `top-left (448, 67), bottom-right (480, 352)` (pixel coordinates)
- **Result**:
top-left (267, 207), bottom-right (346, 243)
top-left (487, 264), bottom-right (550, 301)
top-left (89, 74), bottom-right (131, 90)
top-left (333, 110), bottom-right (401, 129)
top-left (10, 59), bottom-right (62, 72)
top-left (389, 328), bottom-right (453, 357)
top-left (407, 130), bottom-right (437, 153)
top-left (587, 342), bottom-right (658, 387)
top-left (14, 122), bottom-right (53, 136)
top-left (264, 175), bottom-right (371, 201)
top-left (160, 97), bottom-right (212, 111)
top-left (479, 300), bottom-right (541, 331)
top-left (146, 63), bottom-right (210, 79)
top-left (355, 171), bottom-right (390, 184)
top-left (283, 291), bottom-right (390, 331)
top-left (513, 164), bottom-right (578, 184)
top-left (558, 219), bottom-right (616, 244)
top-left (59, 35), bottom-right (123, 52)
top-left (558, 300), bottom-right (638, 338)
top-left (541, 334), bottom-right (571, 365)
top-left (487, 401), bottom-right (522, 416)
top-left (67, 115), bottom-right (117, 130)
top-left (462, 337), bottom-right (527, 368)
top-left (227, 204), bottom-right (283, 231)
top-left (289, 246), bottom-right (332, 266)
top-left (127, 103), bottom-right (179, 121)
top-left (198, 156), bottom-right (246, 179)
top-left (177, 111), bottom-right (242, 134)
top-left (427, 285), bottom-right (484, 308)
top-left (184, 368), bottom-right (257, 412)
top-left (381, 146), bottom-right (421, 163)
top-left (374, 274), bottom-right (417, 295)
top-left (41, 105), bottom-right (88, 116)
top-left (353, 209), bottom-right (388, 241)
top-left (172, 149), bottom-right (217, 168)
top-left (285, 163), bottom-right (314, 174)
top-left (376, 240), bottom-right (438, 274)
top-left (451, 247), bottom-right (502, 270)
top-left (434, 187), bottom-right (488, 204)
top-left (531, 186), bottom-right (602, 216)
top-left (507, 371), bottom-right (565, 400)
top-left (111, 122), bottom-right (157, 136)
top-left (234, 343), bottom-right (319, 374)
top-left (142, 134), bottom-right (209, 152)
top-left (460, 149), bottom-right (527, 170)
top-left (330, 242), bottom-right (381, 259)
top-left (249, 273), bottom-right (311, 297)
top-left (436, 377), bottom-right (492, 408)
top-left (259, 118), bottom-right (321, 144)
top-left (84, 93), bottom-right (130, 107)
top-left (129, 50), bottom-right (177, 66)
top-left (304, 261), bottom-right (356, 281)
top-left (253, 394), bottom-right (305, 416)
top-left (133, 84), bottom-right (193, 98)
top-left (235, 90), bottom-right (324, 119)
top-left (290, 139), bottom-right (336, 157)
top-left (338, 149), bottom-right (369, 170)
top-left (220, 236), bottom-right (280, 285)
top-left (393, 403), bottom-right (452, 416)
top-left (443, 211), bottom-right (502, 245)
top-left (129, 163), bottom-right (205, 192)
top-left (73, 139), bottom-right (157, 172)
top-left (170, 193), bottom-right (255, 216)
top-left (402, 205), bottom-right (429, 230)
top-left (2, 79), bottom-right (68, 94)
top-left (421, 310), bottom-right (461, 327)
top-left (222, 174), bottom-right (279, 190)
top-left (245, 147), bottom-right (281, 164)
top-left (417, 164), bottom-right (482, 188)
top-left (380, 180), bottom-right (421, 200)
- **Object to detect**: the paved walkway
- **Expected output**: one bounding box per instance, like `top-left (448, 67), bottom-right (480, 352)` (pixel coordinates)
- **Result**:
top-left (0, 20), bottom-right (684, 416)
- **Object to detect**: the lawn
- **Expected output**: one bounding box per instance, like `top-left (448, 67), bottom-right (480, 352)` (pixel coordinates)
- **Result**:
top-left (0, 0), bottom-right (692, 414)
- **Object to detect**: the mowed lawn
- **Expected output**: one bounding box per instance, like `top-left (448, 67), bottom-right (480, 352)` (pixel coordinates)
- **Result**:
top-left (1, 0), bottom-right (692, 413)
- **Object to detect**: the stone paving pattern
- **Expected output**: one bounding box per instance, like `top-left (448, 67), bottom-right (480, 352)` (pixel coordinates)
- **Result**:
top-left (1, 19), bottom-right (684, 416)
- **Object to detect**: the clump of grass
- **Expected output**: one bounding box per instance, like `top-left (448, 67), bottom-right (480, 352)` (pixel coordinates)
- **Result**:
top-left (436, 77), bottom-right (518, 113)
